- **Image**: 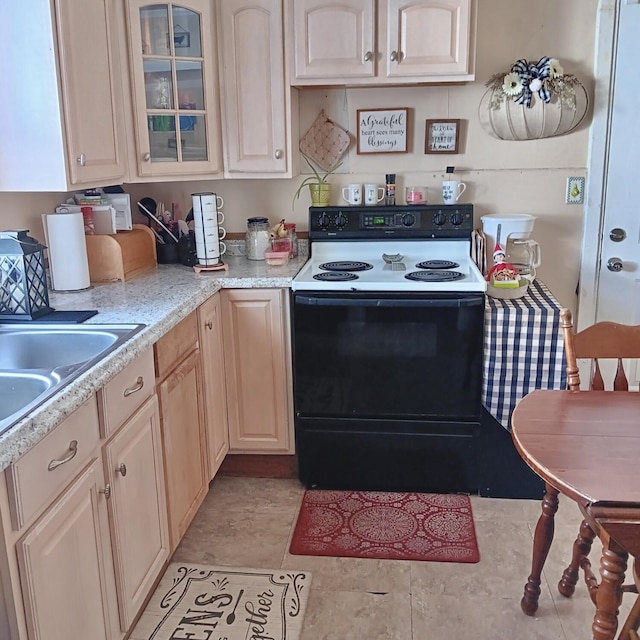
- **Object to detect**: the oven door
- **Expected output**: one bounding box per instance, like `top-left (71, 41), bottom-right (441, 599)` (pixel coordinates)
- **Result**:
top-left (291, 291), bottom-right (485, 422)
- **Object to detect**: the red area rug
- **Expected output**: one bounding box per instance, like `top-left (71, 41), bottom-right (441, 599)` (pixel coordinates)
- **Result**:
top-left (289, 490), bottom-right (479, 563)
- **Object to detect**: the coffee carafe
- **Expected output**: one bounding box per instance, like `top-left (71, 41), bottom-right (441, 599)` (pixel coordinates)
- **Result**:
top-left (480, 214), bottom-right (541, 282)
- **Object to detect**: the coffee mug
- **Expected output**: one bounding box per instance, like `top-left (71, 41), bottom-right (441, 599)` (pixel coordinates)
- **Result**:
top-left (218, 226), bottom-right (227, 240)
top-left (442, 180), bottom-right (467, 205)
top-left (194, 210), bottom-right (224, 228)
top-left (192, 192), bottom-right (224, 212)
top-left (364, 184), bottom-right (385, 206)
top-left (342, 184), bottom-right (363, 206)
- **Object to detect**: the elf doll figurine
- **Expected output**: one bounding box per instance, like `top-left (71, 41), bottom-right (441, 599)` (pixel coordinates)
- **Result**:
top-left (486, 243), bottom-right (519, 283)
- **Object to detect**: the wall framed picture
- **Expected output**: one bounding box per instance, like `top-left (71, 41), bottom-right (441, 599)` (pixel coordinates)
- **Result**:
top-left (425, 119), bottom-right (461, 154)
top-left (357, 108), bottom-right (409, 154)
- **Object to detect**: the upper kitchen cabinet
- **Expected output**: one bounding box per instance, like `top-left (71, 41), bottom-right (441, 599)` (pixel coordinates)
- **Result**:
top-left (217, 0), bottom-right (298, 177)
top-left (0, 0), bottom-right (127, 191)
top-left (125, 0), bottom-right (223, 180)
top-left (291, 0), bottom-right (475, 86)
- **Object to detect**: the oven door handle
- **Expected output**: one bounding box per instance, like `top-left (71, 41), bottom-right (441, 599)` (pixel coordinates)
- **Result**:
top-left (294, 295), bottom-right (484, 308)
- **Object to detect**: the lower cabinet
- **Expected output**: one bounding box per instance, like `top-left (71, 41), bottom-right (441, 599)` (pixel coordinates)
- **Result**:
top-left (0, 350), bottom-right (169, 640)
top-left (155, 312), bottom-right (208, 551)
top-left (15, 458), bottom-right (120, 640)
top-left (103, 395), bottom-right (169, 630)
top-left (198, 293), bottom-right (230, 480)
top-left (221, 288), bottom-right (294, 453)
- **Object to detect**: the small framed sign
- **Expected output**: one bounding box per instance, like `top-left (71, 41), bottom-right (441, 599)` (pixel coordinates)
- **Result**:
top-left (357, 108), bottom-right (408, 154)
top-left (425, 119), bottom-right (461, 154)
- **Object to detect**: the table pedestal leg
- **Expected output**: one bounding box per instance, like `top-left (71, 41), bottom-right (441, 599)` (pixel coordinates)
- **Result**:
top-left (521, 482), bottom-right (559, 616)
top-left (558, 518), bottom-right (597, 598)
top-left (592, 541), bottom-right (628, 640)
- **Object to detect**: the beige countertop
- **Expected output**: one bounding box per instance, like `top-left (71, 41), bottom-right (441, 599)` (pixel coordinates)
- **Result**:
top-left (0, 255), bottom-right (306, 472)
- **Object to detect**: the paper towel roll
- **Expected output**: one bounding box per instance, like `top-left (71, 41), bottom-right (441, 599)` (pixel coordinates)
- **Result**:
top-left (42, 212), bottom-right (91, 291)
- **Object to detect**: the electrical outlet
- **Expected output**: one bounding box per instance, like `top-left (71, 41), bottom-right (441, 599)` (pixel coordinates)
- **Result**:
top-left (566, 176), bottom-right (585, 204)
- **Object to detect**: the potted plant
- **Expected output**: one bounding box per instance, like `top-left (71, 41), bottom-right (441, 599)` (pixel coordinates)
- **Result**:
top-left (293, 154), bottom-right (342, 207)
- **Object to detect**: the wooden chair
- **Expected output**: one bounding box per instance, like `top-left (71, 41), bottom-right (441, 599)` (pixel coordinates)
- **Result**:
top-left (522, 308), bottom-right (640, 637)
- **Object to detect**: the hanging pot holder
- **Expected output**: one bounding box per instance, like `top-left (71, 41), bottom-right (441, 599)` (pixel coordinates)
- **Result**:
top-left (299, 110), bottom-right (351, 171)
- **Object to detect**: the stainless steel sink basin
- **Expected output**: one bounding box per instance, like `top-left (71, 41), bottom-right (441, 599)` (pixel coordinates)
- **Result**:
top-left (0, 372), bottom-right (55, 423)
top-left (0, 328), bottom-right (129, 371)
top-left (0, 323), bottom-right (145, 435)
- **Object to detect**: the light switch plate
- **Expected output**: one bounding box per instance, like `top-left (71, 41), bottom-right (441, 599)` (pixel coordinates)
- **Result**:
top-left (566, 176), bottom-right (585, 204)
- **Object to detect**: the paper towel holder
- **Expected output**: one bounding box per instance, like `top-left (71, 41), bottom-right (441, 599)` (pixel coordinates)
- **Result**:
top-left (0, 229), bottom-right (53, 321)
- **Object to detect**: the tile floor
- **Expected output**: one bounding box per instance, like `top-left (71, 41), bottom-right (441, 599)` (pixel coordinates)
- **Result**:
top-left (172, 476), bottom-right (634, 640)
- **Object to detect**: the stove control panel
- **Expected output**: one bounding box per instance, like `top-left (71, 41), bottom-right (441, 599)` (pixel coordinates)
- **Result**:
top-left (309, 204), bottom-right (474, 239)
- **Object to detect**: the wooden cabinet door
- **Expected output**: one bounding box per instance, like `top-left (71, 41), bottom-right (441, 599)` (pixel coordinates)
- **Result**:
top-left (198, 294), bottom-right (230, 480)
top-left (218, 0), bottom-right (290, 175)
top-left (381, 0), bottom-right (472, 78)
top-left (157, 348), bottom-right (208, 550)
top-left (292, 0), bottom-right (376, 80)
top-left (104, 395), bottom-right (169, 630)
top-left (222, 289), bottom-right (293, 453)
top-left (125, 0), bottom-right (223, 179)
top-left (0, 0), bottom-right (125, 190)
top-left (16, 459), bottom-right (120, 640)
top-left (56, 0), bottom-right (125, 186)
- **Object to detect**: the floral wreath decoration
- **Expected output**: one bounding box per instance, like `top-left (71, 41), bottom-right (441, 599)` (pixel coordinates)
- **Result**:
top-left (485, 57), bottom-right (581, 111)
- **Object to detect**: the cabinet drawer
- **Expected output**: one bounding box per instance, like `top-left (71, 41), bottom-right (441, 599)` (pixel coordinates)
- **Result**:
top-left (154, 312), bottom-right (198, 380)
top-left (98, 348), bottom-right (155, 438)
top-left (5, 397), bottom-right (100, 530)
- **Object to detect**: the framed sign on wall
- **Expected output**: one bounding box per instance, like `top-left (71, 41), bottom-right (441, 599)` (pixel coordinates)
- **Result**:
top-left (425, 119), bottom-right (461, 154)
top-left (357, 108), bottom-right (408, 154)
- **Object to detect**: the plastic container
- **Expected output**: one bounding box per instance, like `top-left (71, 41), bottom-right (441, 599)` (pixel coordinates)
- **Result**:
top-left (264, 250), bottom-right (289, 266)
top-left (246, 217), bottom-right (270, 260)
top-left (284, 223), bottom-right (298, 257)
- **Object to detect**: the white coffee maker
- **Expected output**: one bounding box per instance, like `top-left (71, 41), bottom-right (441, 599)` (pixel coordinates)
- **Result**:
top-left (481, 214), bottom-right (541, 281)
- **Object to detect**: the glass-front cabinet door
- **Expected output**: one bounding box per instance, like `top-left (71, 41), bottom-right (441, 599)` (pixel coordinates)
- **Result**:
top-left (126, 1), bottom-right (222, 178)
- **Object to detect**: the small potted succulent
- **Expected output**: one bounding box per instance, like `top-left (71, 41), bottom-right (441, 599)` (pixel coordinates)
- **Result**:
top-left (293, 154), bottom-right (342, 207)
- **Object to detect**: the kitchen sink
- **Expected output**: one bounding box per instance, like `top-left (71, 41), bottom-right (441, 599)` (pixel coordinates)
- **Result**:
top-left (0, 372), bottom-right (55, 423)
top-left (0, 323), bottom-right (144, 436)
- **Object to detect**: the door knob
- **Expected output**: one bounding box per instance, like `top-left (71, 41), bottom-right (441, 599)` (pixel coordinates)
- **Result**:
top-left (76, 153), bottom-right (86, 166)
top-left (274, 149), bottom-right (283, 160)
top-left (390, 51), bottom-right (398, 62)
top-left (364, 51), bottom-right (373, 62)
top-left (607, 257), bottom-right (623, 272)
top-left (609, 227), bottom-right (626, 242)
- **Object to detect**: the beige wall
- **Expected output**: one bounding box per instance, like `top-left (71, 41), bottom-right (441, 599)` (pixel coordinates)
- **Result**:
top-left (0, 0), bottom-right (599, 310)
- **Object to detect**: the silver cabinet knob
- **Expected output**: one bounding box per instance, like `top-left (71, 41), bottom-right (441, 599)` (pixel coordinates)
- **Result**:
top-left (607, 257), bottom-right (623, 272)
top-left (274, 149), bottom-right (283, 160)
top-left (76, 153), bottom-right (86, 166)
top-left (100, 483), bottom-right (112, 500)
top-left (390, 51), bottom-right (398, 62)
top-left (116, 463), bottom-right (127, 477)
top-left (143, 152), bottom-right (151, 162)
top-left (364, 51), bottom-right (373, 62)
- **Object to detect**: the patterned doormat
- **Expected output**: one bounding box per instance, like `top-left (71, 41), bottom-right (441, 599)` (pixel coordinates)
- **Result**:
top-left (130, 563), bottom-right (312, 640)
top-left (289, 490), bottom-right (480, 563)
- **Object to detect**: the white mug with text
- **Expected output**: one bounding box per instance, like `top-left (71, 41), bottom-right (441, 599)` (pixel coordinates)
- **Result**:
top-left (442, 180), bottom-right (467, 205)
top-left (342, 184), bottom-right (363, 206)
top-left (364, 184), bottom-right (385, 206)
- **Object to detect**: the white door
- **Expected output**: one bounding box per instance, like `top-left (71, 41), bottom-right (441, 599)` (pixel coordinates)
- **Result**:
top-left (595, 2), bottom-right (640, 327)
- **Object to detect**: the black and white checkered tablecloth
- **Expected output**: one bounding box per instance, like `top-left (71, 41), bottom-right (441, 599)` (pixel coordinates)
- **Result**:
top-left (483, 280), bottom-right (567, 430)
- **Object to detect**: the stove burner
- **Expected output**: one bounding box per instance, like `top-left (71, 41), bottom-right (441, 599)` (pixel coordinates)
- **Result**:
top-left (405, 270), bottom-right (464, 282)
top-left (313, 272), bottom-right (359, 282)
top-left (416, 260), bottom-right (460, 270)
top-left (319, 261), bottom-right (373, 272)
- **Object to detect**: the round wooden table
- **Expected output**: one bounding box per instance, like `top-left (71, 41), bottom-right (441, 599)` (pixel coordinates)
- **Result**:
top-left (512, 389), bottom-right (640, 640)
